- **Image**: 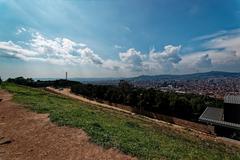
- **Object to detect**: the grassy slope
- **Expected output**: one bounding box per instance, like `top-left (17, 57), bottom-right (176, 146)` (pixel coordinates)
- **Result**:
top-left (1, 83), bottom-right (239, 160)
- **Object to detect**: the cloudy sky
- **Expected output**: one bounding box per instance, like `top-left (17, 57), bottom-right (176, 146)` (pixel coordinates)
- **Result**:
top-left (0, 0), bottom-right (240, 79)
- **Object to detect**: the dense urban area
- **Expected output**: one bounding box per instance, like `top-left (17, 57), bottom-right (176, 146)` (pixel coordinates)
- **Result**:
top-left (132, 78), bottom-right (240, 99)
top-left (76, 71), bottom-right (240, 100)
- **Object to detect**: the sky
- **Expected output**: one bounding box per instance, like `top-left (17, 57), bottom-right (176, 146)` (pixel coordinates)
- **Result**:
top-left (0, 0), bottom-right (240, 79)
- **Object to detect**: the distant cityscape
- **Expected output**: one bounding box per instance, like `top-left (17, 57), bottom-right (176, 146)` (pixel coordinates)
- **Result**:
top-left (33, 71), bottom-right (240, 99)
top-left (79, 71), bottom-right (240, 100)
top-left (132, 77), bottom-right (240, 99)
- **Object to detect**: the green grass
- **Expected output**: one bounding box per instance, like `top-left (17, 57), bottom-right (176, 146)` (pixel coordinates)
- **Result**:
top-left (1, 82), bottom-right (240, 160)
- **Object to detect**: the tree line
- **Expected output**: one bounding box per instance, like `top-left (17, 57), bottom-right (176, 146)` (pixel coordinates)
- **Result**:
top-left (6, 77), bottom-right (78, 88)
top-left (5, 77), bottom-right (223, 122)
top-left (71, 80), bottom-right (223, 121)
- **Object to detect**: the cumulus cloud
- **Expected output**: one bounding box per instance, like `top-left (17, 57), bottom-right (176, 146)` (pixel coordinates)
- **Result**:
top-left (2, 27), bottom-right (240, 75)
top-left (149, 45), bottom-right (181, 63)
top-left (78, 47), bottom-right (103, 65)
top-left (179, 29), bottom-right (240, 73)
top-left (102, 45), bottom-right (183, 73)
top-left (195, 54), bottom-right (212, 68)
top-left (114, 29), bottom-right (240, 74)
top-left (146, 45), bottom-right (182, 73)
top-left (118, 48), bottom-right (144, 71)
top-left (120, 48), bottom-right (143, 65)
top-left (0, 30), bottom-right (102, 66)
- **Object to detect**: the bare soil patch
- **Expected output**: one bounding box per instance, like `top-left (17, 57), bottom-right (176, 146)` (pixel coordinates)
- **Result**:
top-left (0, 90), bottom-right (135, 160)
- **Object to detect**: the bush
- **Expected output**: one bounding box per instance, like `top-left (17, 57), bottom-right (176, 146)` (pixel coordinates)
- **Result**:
top-left (7, 77), bottom-right (223, 122)
top-left (70, 80), bottom-right (223, 121)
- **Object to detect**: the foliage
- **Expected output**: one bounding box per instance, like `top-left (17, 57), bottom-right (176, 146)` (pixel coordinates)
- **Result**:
top-left (71, 81), bottom-right (223, 121)
top-left (6, 77), bottom-right (223, 122)
top-left (7, 77), bottom-right (78, 88)
top-left (1, 82), bottom-right (239, 160)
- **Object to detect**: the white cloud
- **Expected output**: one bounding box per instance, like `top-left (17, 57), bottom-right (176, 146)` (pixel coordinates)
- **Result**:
top-left (102, 45), bottom-right (183, 74)
top-left (108, 30), bottom-right (240, 74)
top-left (2, 27), bottom-right (240, 76)
top-left (0, 41), bottom-right (39, 58)
top-left (146, 45), bottom-right (182, 73)
top-left (0, 30), bottom-right (102, 66)
top-left (195, 54), bottom-right (212, 68)
top-left (119, 48), bottom-right (144, 65)
top-left (193, 28), bottom-right (240, 41)
top-left (78, 47), bottom-right (103, 65)
top-left (149, 45), bottom-right (181, 63)
top-left (119, 48), bottom-right (145, 71)
top-left (179, 29), bottom-right (240, 73)
top-left (192, 30), bottom-right (228, 41)
top-left (102, 59), bottom-right (124, 71)
top-left (16, 27), bottom-right (27, 35)
top-left (206, 35), bottom-right (240, 57)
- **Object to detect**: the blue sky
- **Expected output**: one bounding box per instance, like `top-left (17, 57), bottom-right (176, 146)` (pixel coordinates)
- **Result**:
top-left (0, 0), bottom-right (240, 79)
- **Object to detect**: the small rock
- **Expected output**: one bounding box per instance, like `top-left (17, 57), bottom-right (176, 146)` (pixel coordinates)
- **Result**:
top-left (0, 137), bottom-right (12, 145)
top-left (0, 99), bottom-right (2, 102)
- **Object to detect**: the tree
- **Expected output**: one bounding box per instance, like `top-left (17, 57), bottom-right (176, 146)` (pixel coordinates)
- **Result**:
top-left (190, 97), bottom-right (203, 114)
top-left (126, 90), bottom-right (138, 106)
top-left (153, 92), bottom-right (169, 113)
top-left (0, 77), bottom-right (2, 85)
top-left (175, 97), bottom-right (192, 119)
top-left (118, 80), bottom-right (133, 93)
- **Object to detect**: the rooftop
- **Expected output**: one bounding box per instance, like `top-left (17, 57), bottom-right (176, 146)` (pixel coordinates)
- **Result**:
top-left (199, 107), bottom-right (240, 130)
top-left (224, 95), bottom-right (240, 104)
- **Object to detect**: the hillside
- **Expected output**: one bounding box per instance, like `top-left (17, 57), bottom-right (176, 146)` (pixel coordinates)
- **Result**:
top-left (1, 83), bottom-right (240, 160)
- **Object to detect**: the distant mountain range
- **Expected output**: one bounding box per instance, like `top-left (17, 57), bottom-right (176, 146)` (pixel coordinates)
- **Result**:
top-left (35, 71), bottom-right (240, 83)
top-left (127, 71), bottom-right (240, 82)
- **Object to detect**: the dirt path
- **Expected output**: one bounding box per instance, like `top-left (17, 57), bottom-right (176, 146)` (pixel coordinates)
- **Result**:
top-left (46, 87), bottom-right (209, 133)
top-left (46, 87), bottom-right (240, 150)
top-left (0, 90), bottom-right (136, 160)
top-left (46, 87), bottom-right (136, 115)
